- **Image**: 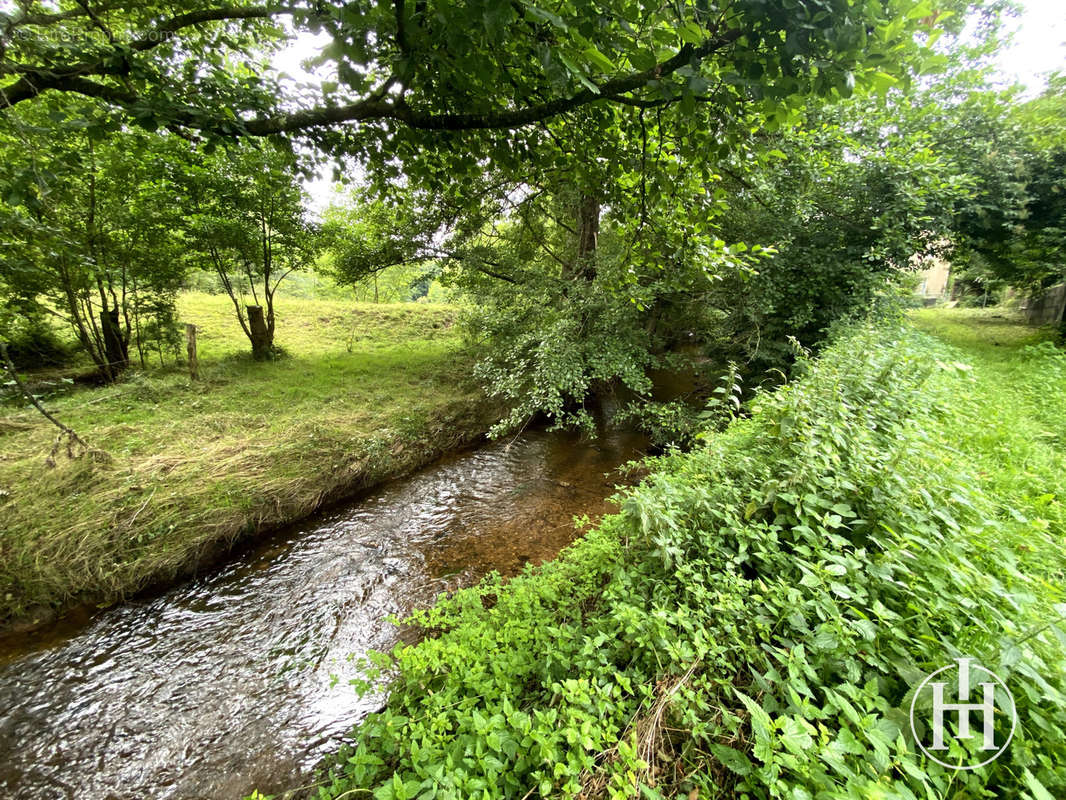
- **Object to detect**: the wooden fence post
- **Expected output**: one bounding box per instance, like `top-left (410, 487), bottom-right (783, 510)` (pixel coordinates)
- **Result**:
top-left (186, 324), bottom-right (198, 381)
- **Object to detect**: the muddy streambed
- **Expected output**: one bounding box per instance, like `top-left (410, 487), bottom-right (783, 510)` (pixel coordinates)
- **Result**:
top-left (0, 429), bottom-right (645, 799)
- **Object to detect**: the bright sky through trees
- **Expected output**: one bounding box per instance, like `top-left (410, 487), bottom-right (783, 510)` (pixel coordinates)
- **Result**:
top-left (996, 0), bottom-right (1065, 90)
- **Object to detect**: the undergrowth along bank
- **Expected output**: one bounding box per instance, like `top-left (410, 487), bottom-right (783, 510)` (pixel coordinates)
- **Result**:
top-left (306, 312), bottom-right (1066, 800)
top-left (0, 294), bottom-right (495, 631)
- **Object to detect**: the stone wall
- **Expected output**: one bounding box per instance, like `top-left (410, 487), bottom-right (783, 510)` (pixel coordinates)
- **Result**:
top-left (1022, 283), bottom-right (1066, 326)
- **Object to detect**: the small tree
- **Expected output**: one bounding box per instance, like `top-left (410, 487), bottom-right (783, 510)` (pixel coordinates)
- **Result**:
top-left (0, 98), bottom-right (188, 380)
top-left (185, 143), bottom-right (318, 360)
top-left (320, 186), bottom-right (445, 302)
top-left (709, 94), bottom-right (969, 363)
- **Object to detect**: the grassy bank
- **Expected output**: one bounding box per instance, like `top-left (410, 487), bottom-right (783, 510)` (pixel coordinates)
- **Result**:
top-left (0, 293), bottom-right (495, 631)
top-left (910, 307), bottom-right (1066, 554)
top-left (302, 309), bottom-right (1066, 800)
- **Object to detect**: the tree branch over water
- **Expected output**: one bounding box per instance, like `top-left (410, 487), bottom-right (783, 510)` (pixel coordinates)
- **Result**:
top-left (1, 0), bottom-right (742, 137)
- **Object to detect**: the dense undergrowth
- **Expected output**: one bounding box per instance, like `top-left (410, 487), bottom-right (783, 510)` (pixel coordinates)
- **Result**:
top-left (0, 293), bottom-right (493, 630)
top-left (304, 311), bottom-right (1066, 800)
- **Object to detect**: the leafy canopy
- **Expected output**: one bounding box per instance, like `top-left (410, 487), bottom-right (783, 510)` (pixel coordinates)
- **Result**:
top-left (3, 0), bottom-right (974, 152)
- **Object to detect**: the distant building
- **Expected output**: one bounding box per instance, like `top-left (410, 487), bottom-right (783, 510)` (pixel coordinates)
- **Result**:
top-left (915, 256), bottom-right (951, 302)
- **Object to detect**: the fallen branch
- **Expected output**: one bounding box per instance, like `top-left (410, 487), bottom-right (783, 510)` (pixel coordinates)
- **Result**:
top-left (0, 341), bottom-right (109, 467)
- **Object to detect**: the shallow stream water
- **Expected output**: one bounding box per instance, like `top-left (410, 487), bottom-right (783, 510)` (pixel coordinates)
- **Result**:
top-left (0, 429), bottom-right (644, 799)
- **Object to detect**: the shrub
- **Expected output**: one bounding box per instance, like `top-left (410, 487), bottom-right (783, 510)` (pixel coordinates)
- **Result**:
top-left (0, 307), bottom-right (72, 368)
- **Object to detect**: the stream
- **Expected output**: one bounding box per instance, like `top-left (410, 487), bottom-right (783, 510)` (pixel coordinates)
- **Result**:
top-left (0, 429), bottom-right (645, 800)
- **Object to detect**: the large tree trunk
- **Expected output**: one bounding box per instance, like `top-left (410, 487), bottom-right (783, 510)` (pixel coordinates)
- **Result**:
top-left (99, 306), bottom-right (129, 377)
top-left (564, 193), bottom-right (600, 281)
top-left (577, 193), bottom-right (600, 262)
top-left (246, 305), bottom-right (273, 360)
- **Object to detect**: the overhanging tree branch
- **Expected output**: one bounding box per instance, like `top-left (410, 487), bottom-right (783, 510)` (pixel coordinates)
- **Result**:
top-left (1, 5), bottom-right (298, 86)
top-left (0, 340), bottom-right (107, 467)
top-left (0, 73), bottom-right (140, 107)
top-left (129, 6), bottom-right (296, 51)
top-left (0, 26), bottom-right (743, 136)
top-left (243, 29), bottom-right (743, 134)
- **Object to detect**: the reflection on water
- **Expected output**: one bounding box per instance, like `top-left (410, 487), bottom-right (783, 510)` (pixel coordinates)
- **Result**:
top-left (0, 429), bottom-right (644, 800)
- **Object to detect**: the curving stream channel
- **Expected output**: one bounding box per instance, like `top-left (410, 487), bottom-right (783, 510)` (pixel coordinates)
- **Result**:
top-left (0, 429), bottom-right (645, 800)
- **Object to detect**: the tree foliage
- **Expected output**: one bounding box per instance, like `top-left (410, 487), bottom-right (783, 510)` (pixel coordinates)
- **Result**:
top-left (0, 97), bottom-right (188, 377)
top-left (1, 1), bottom-right (1047, 405)
top-left (947, 78), bottom-right (1066, 296)
top-left (314, 1), bottom-right (989, 434)
top-left (182, 142), bottom-right (319, 359)
top-left (709, 92), bottom-right (969, 363)
top-left (2, 0), bottom-right (977, 150)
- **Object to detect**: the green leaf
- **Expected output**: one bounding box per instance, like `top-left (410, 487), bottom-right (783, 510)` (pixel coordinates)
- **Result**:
top-left (558, 53), bottom-right (600, 93)
top-left (709, 743), bottom-right (754, 776)
top-left (1023, 770), bottom-right (1056, 800)
top-left (870, 71), bottom-right (899, 94)
top-left (524, 5), bottom-right (567, 29)
top-left (582, 46), bottom-right (615, 73)
top-left (678, 21), bottom-right (704, 45)
top-left (778, 717), bottom-right (814, 754)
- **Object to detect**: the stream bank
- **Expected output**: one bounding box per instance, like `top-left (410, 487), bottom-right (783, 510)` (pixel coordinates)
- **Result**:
top-left (1, 297), bottom-right (487, 633)
top-left (0, 427), bottom-right (646, 800)
top-left (2, 397), bottom-right (500, 637)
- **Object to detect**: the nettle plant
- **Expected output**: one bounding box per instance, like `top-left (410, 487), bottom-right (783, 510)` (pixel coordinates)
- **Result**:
top-left (309, 320), bottom-right (1065, 800)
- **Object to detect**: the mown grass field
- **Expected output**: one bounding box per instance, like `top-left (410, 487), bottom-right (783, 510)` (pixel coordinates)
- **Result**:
top-left (0, 293), bottom-right (494, 630)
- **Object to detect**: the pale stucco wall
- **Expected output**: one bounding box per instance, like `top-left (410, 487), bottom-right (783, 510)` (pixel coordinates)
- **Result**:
top-left (915, 257), bottom-right (951, 298)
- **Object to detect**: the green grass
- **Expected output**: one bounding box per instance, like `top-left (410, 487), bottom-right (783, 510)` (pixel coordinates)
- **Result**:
top-left (911, 307), bottom-right (1066, 549)
top-left (0, 292), bottom-right (496, 630)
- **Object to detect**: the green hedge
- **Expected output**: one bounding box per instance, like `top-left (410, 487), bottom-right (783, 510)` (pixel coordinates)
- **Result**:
top-left (303, 320), bottom-right (1066, 800)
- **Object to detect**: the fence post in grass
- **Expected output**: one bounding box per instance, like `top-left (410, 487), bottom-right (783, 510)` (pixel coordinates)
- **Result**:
top-left (186, 324), bottom-right (199, 381)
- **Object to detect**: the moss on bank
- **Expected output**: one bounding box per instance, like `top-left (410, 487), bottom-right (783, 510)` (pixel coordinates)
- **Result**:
top-left (0, 293), bottom-right (495, 632)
